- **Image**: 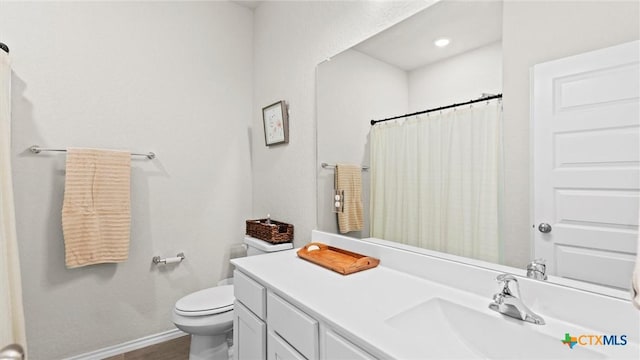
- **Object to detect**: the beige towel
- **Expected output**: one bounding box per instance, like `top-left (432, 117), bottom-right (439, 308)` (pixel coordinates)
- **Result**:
top-left (335, 164), bottom-right (363, 233)
top-left (62, 148), bottom-right (131, 268)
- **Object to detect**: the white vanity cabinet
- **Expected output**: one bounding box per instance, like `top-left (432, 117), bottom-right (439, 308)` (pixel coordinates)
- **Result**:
top-left (233, 268), bottom-right (376, 360)
top-left (231, 232), bottom-right (640, 359)
top-left (233, 270), bottom-right (267, 360)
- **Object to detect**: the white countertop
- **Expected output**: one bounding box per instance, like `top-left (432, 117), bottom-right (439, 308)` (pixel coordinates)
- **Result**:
top-left (231, 248), bottom-right (623, 359)
top-left (231, 230), bottom-right (640, 359)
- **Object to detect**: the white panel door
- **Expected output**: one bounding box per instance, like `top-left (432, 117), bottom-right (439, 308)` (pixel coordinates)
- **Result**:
top-left (533, 40), bottom-right (640, 290)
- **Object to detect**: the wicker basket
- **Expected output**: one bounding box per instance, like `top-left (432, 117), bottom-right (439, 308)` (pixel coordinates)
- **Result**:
top-left (246, 219), bottom-right (294, 244)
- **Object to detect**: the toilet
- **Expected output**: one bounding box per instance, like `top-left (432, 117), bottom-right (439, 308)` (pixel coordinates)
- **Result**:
top-left (172, 236), bottom-right (293, 360)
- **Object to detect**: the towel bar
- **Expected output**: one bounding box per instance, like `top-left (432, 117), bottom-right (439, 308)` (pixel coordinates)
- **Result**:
top-left (321, 162), bottom-right (369, 171)
top-left (29, 144), bottom-right (156, 160)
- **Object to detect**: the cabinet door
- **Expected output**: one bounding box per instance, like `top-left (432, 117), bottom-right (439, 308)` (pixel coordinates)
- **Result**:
top-left (324, 329), bottom-right (376, 360)
top-left (267, 331), bottom-right (306, 360)
top-left (234, 301), bottom-right (266, 360)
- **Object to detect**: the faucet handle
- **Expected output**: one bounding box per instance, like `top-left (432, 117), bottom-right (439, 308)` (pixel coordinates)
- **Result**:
top-left (496, 273), bottom-right (520, 297)
top-left (527, 258), bottom-right (548, 280)
top-left (492, 292), bottom-right (505, 304)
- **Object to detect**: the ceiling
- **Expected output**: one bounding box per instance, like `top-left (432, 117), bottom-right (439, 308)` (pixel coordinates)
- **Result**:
top-left (354, 0), bottom-right (503, 71)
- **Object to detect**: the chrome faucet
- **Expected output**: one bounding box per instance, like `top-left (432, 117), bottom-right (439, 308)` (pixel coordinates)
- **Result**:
top-left (526, 258), bottom-right (548, 280)
top-left (489, 274), bottom-right (545, 325)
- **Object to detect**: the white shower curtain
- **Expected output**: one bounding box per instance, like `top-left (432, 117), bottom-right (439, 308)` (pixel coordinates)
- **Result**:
top-left (0, 50), bottom-right (27, 353)
top-left (370, 100), bottom-right (503, 263)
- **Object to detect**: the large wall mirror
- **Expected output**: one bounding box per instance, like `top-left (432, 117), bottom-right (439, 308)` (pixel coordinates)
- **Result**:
top-left (316, 0), bottom-right (639, 295)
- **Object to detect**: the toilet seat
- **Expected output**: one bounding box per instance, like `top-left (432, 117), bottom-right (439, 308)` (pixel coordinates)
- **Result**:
top-left (175, 285), bottom-right (234, 317)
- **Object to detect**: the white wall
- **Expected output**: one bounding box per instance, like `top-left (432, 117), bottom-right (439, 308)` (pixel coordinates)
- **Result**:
top-left (317, 49), bottom-right (408, 237)
top-left (252, 0), bottom-right (431, 246)
top-left (408, 41), bottom-right (502, 111)
top-left (502, 0), bottom-right (640, 268)
top-left (1, 1), bottom-right (253, 359)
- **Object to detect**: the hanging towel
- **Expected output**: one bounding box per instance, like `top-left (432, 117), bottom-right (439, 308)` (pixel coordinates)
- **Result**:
top-left (335, 164), bottom-right (363, 233)
top-left (62, 148), bottom-right (131, 268)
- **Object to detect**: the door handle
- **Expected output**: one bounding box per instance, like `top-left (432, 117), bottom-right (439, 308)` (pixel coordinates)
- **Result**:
top-left (538, 223), bottom-right (552, 233)
top-left (0, 344), bottom-right (24, 360)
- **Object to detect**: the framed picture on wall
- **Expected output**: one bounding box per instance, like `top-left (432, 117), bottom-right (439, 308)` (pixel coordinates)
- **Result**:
top-left (262, 100), bottom-right (289, 146)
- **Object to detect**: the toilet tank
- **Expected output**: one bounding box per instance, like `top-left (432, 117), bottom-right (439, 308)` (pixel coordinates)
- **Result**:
top-left (244, 236), bottom-right (293, 256)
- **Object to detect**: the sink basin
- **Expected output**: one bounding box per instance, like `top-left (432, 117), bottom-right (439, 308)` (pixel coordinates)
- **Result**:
top-left (385, 298), bottom-right (604, 359)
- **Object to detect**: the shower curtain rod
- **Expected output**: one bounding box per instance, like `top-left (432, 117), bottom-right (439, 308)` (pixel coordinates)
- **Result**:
top-left (0, 43), bottom-right (9, 53)
top-left (370, 93), bottom-right (502, 126)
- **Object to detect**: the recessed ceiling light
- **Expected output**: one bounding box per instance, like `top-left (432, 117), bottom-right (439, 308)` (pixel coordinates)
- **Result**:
top-left (434, 38), bottom-right (450, 48)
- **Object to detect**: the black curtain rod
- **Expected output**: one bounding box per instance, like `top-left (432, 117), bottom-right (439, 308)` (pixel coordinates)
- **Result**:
top-left (370, 93), bottom-right (503, 126)
top-left (0, 42), bottom-right (8, 53)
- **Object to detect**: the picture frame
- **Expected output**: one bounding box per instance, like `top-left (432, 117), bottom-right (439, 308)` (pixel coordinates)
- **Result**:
top-left (262, 100), bottom-right (289, 146)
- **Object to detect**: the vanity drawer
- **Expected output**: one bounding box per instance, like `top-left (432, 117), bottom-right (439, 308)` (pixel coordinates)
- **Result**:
top-left (234, 270), bottom-right (266, 319)
top-left (324, 329), bottom-right (376, 360)
top-left (267, 292), bottom-right (319, 360)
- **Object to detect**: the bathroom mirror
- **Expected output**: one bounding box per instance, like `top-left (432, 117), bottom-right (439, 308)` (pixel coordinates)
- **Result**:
top-left (316, 0), bottom-right (639, 296)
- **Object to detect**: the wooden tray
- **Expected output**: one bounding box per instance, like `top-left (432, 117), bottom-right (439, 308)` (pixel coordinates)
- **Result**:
top-left (297, 242), bottom-right (380, 275)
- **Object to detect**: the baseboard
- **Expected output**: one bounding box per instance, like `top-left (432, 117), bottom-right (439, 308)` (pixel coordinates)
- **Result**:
top-left (64, 328), bottom-right (188, 360)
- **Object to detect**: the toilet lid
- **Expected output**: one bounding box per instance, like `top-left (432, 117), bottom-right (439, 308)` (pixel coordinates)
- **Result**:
top-left (175, 285), bottom-right (234, 317)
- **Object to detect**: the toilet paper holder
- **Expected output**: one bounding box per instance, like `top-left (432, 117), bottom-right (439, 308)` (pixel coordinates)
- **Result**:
top-left (153, 252), bottom-right (185, 265)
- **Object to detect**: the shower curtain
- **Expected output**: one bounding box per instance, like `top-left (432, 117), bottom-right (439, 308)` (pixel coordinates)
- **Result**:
top-left (370, 100), bottom-right (503, 263)
top-left (0, 49), bottom-right (27, 353)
